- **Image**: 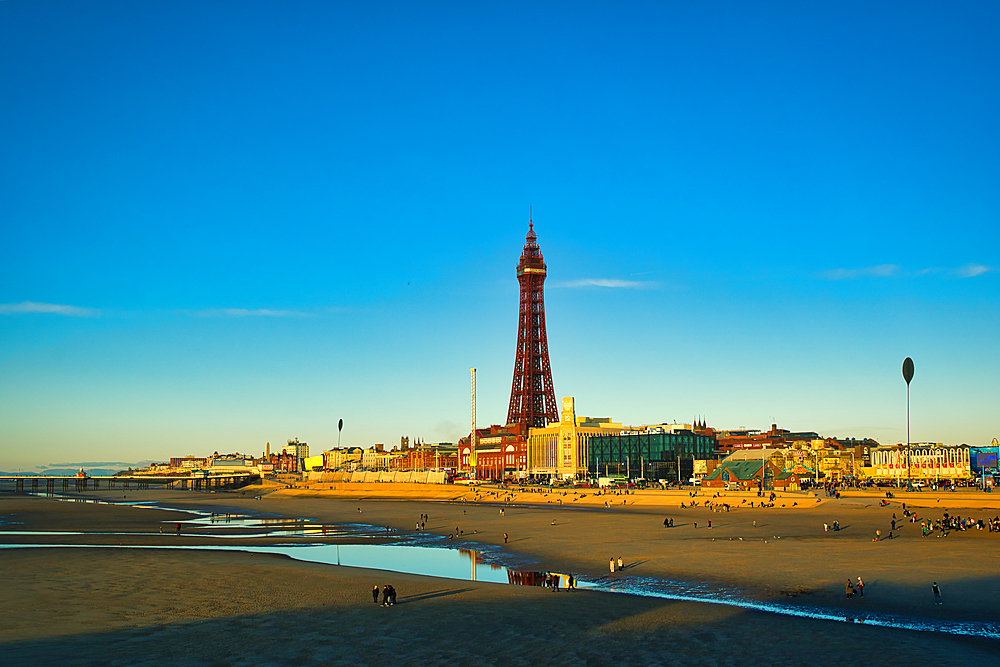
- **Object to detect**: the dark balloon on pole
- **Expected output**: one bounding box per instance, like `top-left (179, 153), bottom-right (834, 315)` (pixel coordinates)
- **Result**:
top-left (338, 419), bottom-right (344, 432)
top-left (902, 357), bottom-right (914, 385)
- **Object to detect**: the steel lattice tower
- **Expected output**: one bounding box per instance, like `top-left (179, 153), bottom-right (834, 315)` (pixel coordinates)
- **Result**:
top-left (507, 218), bottom-right (558, 428)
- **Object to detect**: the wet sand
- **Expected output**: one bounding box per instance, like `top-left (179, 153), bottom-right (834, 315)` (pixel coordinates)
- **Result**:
top-left (1, 490), bottom-right (998, 665)
top-left (263, 485), bottom-right (1000, 622)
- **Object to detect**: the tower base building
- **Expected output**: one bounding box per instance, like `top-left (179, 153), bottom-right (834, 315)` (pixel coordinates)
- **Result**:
top-left (527, 397), bottom-right (625, 480)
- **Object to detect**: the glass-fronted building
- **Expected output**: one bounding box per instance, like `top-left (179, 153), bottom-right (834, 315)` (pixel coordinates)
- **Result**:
top-left (587, 430), bottom-right (716, 482)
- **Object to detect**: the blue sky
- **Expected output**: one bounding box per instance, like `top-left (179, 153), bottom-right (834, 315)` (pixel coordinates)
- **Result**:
top-left (1, 1), bottom-right (997, 471)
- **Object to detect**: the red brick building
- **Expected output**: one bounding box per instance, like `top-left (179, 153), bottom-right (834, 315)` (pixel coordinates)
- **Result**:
top-left (263, 452), bottom-right (298, 473)
top-left (716, 424), bottom-right (820, 452)
top-left (393, 447), bottom-right (458, 471)
top-left (458, 423), bottom-right (528, 481)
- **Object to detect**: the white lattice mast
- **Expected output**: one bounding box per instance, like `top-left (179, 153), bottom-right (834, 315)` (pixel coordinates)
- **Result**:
top-left (470, 368), bottom-right (478, 478)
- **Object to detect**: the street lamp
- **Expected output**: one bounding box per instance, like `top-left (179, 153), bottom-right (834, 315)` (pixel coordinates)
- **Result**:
top-left (903, 357), bottom-right (914, 492)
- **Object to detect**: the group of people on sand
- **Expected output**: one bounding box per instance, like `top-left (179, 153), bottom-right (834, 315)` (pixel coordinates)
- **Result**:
top-left (373, 584), bottom-right (397, 606)
top-left (609, 556), bottom-right (624, 573)
top-left (545, 572), bottom-right (575, 591)
top-left (921, 510), bottom-right (999, 536)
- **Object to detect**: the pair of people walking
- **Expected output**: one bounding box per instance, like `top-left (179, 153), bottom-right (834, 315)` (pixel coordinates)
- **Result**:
top-left (845, 577), bottom-right (865, 599)
top-left (609, 556), bottom-right (623, 573)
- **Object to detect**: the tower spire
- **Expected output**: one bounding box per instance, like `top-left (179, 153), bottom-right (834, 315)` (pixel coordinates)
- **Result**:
top-left (507, 215), bottom-right (557, 428)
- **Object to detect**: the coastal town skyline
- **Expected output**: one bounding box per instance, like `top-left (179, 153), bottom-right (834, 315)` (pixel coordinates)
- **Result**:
top-left (2, 2), bottom-right (998, 471)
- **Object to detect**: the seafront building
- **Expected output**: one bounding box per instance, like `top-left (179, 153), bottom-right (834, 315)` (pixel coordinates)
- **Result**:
top-left (869, 444), bottom-right (972, 484)
top-left (282, 439), bottom-right (309, 472)
top-left (323, 447), bottom-right (364, 470)
top-left (527, 397), bottom-right (626, 480)
top-left (588, 425), bottom-right (717, 483)
top-left (393, 444), bottom-right (458, 471)
top-left (458, 423), bottom-right (529, 481)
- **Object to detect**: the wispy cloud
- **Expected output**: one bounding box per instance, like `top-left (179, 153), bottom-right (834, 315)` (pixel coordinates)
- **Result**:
top-left (956, 263), bottom-right (991, 278)
top-left (0, 301), bottom-right (98, 317)
top-left (554, 278), bottom-right (659, 289)
top-left (820, 264), bottom-right (899, 280)
top-left (188, 308), bottom-right (308, 317)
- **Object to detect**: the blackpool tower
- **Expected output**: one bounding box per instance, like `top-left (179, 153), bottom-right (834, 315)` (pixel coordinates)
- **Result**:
top-left (507, 218), bottom-right (558, 428)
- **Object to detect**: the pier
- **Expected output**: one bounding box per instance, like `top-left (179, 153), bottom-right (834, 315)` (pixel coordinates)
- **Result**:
top-left (0, 473), bottom-right (259, 494)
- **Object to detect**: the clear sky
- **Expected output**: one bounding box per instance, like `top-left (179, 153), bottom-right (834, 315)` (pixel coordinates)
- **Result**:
top-left (1, 1), bottom-right (997, 472)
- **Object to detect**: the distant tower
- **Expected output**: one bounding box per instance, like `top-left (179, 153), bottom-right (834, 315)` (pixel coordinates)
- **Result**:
top-left (507, 217), bottom-right (558, 427)
top-left (471, 368), bottom-right (478, 474)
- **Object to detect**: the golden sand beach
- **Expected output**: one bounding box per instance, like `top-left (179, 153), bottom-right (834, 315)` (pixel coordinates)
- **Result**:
top-left (2, 486), bottom-right (998, 666)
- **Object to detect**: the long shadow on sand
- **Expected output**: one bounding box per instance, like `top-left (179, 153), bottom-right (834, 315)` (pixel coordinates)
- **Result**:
top-left (2, 591), bottom-right (996, 667)
top-left (399, 587), bottom-right (475, 604)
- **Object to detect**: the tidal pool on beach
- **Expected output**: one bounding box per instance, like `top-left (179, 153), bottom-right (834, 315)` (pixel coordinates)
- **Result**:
top-left (2, 540), bottom-right (999, 641)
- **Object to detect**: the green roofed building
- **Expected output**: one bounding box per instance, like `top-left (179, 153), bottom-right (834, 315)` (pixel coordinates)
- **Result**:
top-left (702, 459), bottom-right (780, 490)
top-left (587, 429), bottom-right (716, 482)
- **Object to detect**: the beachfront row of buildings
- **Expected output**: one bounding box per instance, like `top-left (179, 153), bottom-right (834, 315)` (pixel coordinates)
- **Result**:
top-left (157, 437), bottom-right (460, 478)
top-left (149, 399), bottom-right (997, 488)
top-left (452, 397), bottom-right (998, 487)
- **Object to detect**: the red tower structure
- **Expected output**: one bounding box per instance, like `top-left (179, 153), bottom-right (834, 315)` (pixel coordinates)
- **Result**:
top-left (507, 218), bottom-right (558, 428)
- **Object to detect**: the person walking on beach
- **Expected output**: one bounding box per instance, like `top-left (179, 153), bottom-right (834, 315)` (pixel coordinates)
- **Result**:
top-left (504, 533), bottom-right (508, 544)
top-left (856, 577), bottom-right (864, 598)
top-left (664, 517), bottom-right (669, 528)
top-left (617, 556), bottom-right (623, 571)
top-left (610, 558), bottom-right (615, 574)
top-left (845, 580), bottom-right (854, 599)
top-left (372, 585), bottom-right (379, 604)
top-left (932, 582), bottom-right (942, 605)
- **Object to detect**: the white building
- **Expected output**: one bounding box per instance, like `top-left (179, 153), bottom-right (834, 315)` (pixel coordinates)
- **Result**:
top-left (871, 444), bottom-right (970, 482)
top-left (283, 439), bottom-right (310, 472)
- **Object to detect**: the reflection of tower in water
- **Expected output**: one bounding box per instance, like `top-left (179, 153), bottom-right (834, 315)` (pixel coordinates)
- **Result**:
top-left (460, 548), bottom-right (565, 587)
top-left (507, 570), bottom-right (550, 586)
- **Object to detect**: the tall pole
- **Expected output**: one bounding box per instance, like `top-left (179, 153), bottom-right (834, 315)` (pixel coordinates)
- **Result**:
top-left (471, 368), bottom-right (477, 479)
top-left (903, 357), bottom-right (914, 492)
